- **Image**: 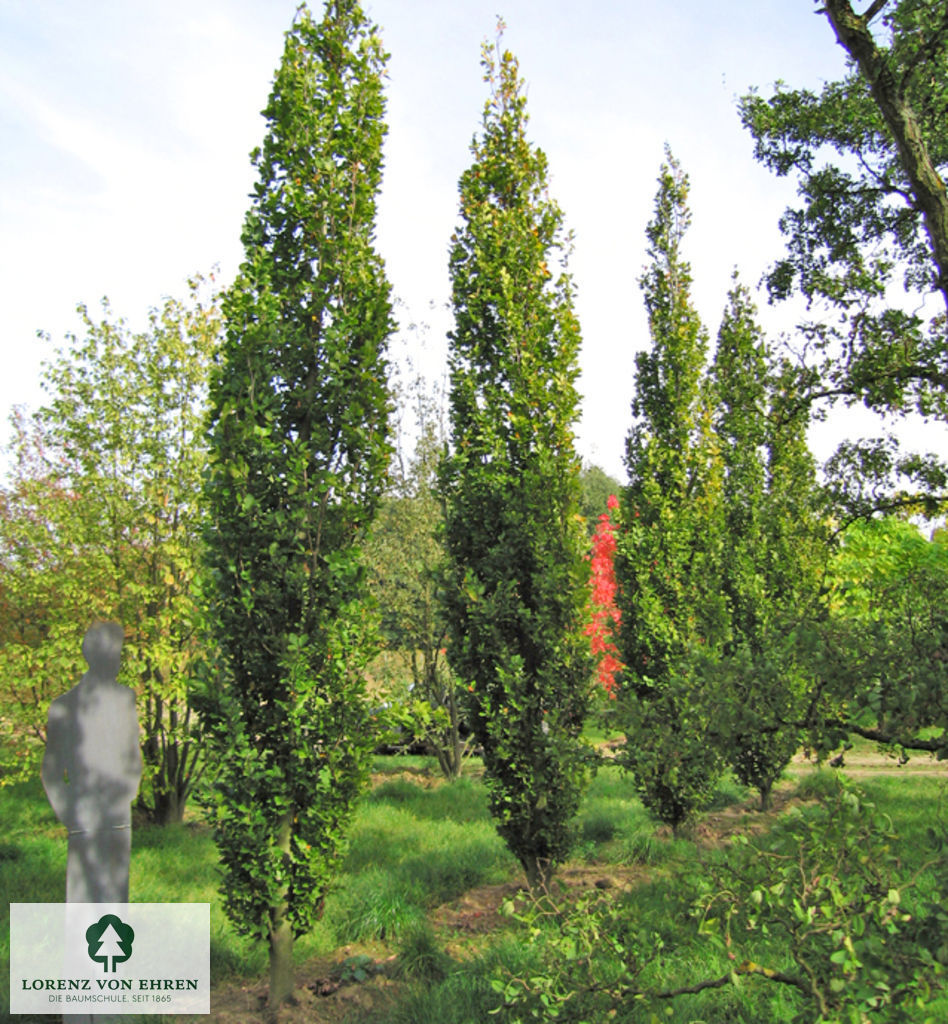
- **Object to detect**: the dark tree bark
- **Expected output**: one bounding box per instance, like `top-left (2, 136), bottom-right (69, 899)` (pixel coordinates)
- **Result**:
top-left (823, 0), bottom-right (948, 307)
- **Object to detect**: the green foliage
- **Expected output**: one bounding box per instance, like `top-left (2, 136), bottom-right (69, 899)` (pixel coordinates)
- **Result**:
top-left (579, 462), bottom-right (622, 532)
top-left (488, 777), bottom-right (948, 1024)
top-left (365, 369), bottom-right (472, 777)
top-left (0, 277), bottom-right (218, 823)
top-left (490, 888), bottom-right (654, 1023)
top-left (794, 768), bottom-right (842, 803)
top-left (439, 28), bottom-right (594, 889)
top-left (336, 952), bottom-right (378, 984)
top-left (815, 516), bottom-right (948, 758)
top-left (696, 777), bottom-right (948, 1022)
top-left (741, 0), bottom-right (948, 510)
top-left (709, 279), bottom-right (828, 808)
top-left (200, 0), bottom-right (392, 1004)
top-left (615, 149), bottom-right (727, 830)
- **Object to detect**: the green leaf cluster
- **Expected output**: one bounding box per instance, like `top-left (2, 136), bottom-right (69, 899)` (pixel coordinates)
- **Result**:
top-left (0, 277), bottom-right (218, 823)
top-left (696, 778), bottom-right (947, 1021)
top-left (740, 0), bottom-right (948, 505)
top-left (814, 515), bottom-right (948, 759)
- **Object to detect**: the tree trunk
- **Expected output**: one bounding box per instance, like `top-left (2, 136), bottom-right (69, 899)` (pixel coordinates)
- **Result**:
top-left (446, 684), bottom-right (463, 779)
top-left (758, 778), bottom-right (773, 812)
top-left (268, 916), bottom-right (294, 1011)
top-left (137, 689), bottom-right (201, 824)
top-left (823, 0), bottom-right (948, 309)
top-left (522, 853), bottom-right (554, 894)
top-left (152, 786), bottom-right (185, 826)
top-left (268, 811), bottom-right (295, 1009)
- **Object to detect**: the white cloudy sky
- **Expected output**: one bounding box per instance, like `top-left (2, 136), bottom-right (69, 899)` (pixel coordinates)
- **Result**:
top-left (0, 0), bottom-right (934, 482)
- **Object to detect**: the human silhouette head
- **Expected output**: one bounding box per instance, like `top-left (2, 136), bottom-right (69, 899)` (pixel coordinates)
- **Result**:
top-left (81, 622), bottom-right (124, 679)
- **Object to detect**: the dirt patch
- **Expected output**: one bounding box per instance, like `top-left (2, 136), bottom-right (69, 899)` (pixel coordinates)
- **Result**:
top-left (176, 951), bottom-right (403, 1024)
top-left (429, 879), bottom-right (523, 937)
top-left (554, 862), bottom-right (649, 894)
top-left (368, 768), bottom-right (442, 790)
top-left (688, 785), bottom-right (807, 848)
top-left (428, 864), bottom-right (651, 945)
top-left (789, 746), bottom-right (948, 778)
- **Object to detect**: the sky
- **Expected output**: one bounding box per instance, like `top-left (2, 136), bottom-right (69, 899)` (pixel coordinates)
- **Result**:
top-left (0, 0), bottom-right (937, 483)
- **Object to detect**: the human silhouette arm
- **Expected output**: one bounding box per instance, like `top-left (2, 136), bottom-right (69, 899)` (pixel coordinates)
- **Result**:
top-left (119, 687), bottom-right (143, 804)
top-left (41, 699), bottom-right (74, 829)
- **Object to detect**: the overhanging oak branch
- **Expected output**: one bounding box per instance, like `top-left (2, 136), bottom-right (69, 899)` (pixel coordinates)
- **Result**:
top-left (822, 0), bottom-right (948, 310)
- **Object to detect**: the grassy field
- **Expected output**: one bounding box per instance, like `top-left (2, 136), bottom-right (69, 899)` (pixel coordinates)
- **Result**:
top-left (3, 747), bottom-right (947, 1023)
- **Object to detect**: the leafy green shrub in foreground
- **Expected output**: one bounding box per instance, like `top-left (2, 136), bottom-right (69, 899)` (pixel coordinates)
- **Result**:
top-left (697, 778), bottom-right (948, 1021)
top-left (491, 777), bottom-right (948, 1023)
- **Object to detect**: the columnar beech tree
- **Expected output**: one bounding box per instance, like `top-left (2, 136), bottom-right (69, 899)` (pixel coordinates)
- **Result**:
top-left (201, 1), bottom-right (392, 1006)
top-left (440, 31), bottom-right (592, 890)
top-left (615, 151), bottom-right (727, 831)
top-left (710, 280), bottom-right (826, 809)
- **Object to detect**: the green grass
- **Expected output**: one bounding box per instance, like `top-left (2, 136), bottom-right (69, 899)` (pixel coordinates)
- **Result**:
top-left (3, 759), bottom-right (947, 1023)
top-left (0, 767), bottom-right (515, 1021)
top-left (573, 763), bottom-right (650, 862)
top-left (2, 778), bottom-right (69, 1004)
top-left (371, 753), bottom-right (441, 775)
top-left (330, 775), bottom-right (516, 943)
top-left (572, 763), bottom-right (747, 865)
top-left (394, 921), bottom-right (453, 982)
top-left (362, 934), bottom-right (539, 1024)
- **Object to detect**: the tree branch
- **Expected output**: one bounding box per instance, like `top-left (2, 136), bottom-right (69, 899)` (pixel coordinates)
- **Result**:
top-left (651, 961), bottom-right (810, 999)
top-left (822, 0), bottom-right (948, 309)
top-left (862, 0), bottom-right (890, 24)
top-left (847, 722), bottom-right (946, 754)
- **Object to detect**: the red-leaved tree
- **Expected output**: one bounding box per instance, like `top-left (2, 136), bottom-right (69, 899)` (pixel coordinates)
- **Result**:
top-left (585, 495), bottom-right (624, 698)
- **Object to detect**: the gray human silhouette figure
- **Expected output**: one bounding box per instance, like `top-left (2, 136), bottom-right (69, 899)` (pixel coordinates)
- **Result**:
top-left (41, 622), bottom-right (142, 905)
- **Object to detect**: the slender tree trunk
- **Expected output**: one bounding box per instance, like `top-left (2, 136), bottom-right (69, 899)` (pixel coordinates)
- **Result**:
top-left (153, 788), bottom-right (185, 826)
top-left (447, 684), bottom-right (463, 779)
top-left (268, 811), bottom-right (295, 1009)
top-left (268, 917), bottom-right (294, 1011)
top-left (522, 852), bottom-right (554, 894)
top-left (432, 738), bottom-right (451, 779)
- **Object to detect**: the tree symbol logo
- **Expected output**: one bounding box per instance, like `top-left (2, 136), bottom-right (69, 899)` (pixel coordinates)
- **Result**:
top-left (85, 914), bottom-right (135, 972)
